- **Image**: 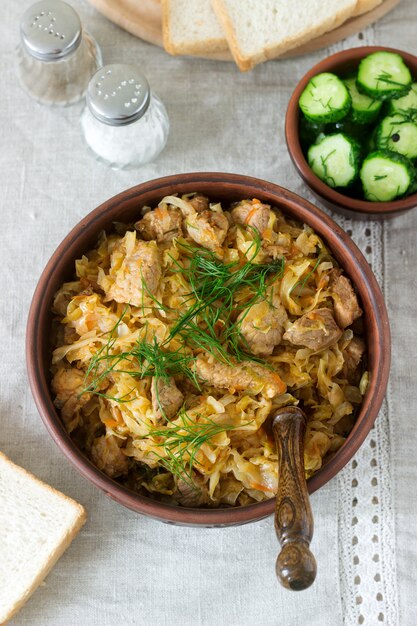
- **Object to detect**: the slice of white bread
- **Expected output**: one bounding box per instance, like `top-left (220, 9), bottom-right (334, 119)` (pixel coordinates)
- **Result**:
top-left (162, 0), bottom-right (229, 55)
top-left (353, 0), bottom-right (384, 16)
top-left (0, 452), bottom-right (86, 624)
top-left (211, 0), bottom-right (358, 71)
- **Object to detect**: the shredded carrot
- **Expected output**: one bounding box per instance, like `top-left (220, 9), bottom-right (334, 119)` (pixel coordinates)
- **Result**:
top-left (271, 373), bottom-right (287, 394)
top-left (249, 482), bottom-right (271, 493)
top-left (154, 206), bottom-right (168, 219)
top-left (244, 206), bottom-right (258, 225)
top-left (103, 417), bottom-right (119, 428)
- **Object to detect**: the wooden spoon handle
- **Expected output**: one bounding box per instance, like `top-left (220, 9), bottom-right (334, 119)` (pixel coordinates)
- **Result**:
top-left (272, 406), bottom-right (317, 591)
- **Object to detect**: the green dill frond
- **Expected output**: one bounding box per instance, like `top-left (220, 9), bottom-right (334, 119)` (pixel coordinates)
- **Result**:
top-left (376, 71), bottom-right (410, 88)
top-left (145, 408), bottom-right (245, 488)
top-left (167, 239), bottom-right (285, 363)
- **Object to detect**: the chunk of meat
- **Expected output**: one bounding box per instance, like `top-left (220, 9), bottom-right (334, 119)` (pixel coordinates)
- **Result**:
top-left (283, 308), bottom-right (342, 351)
top-left (195, 353), bottom-right (286, 399)
top-left (52, 367), bottom-right (109, 432)
top-left (170, 196), bottom-right (229, 257)
top-left (343, 336), bottom-right (366, 380)
top-left (188, 194), bottom-right (209, 213)
top-left (99, 233), bottom-right (161, 307)
top-left (329, 269), bottom-right (362, 329)
top-left (52, 367), bottom-right (86, 402)
top-left (238, 288), bottom-right (288, 356)
top-left (52, 367), bottom-right (90, 432)
top-left (151, 376), bottom-right (184, 422)
top-left (231, 199), bottom-right (271, 236)
top-left (90, 435), bottom-right (129, 478)
top-left (135, 206), bottom-right (183, 243)
top-left (173, 473), bottom-right (210, 507)
top-left (185, 210), bottom-right (229, 257)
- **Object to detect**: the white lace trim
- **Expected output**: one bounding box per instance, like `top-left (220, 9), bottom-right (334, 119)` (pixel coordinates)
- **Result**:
top-left (314, 28), bottom-right (399, 626)
top-left (331, 216), bottom-right (398, 626)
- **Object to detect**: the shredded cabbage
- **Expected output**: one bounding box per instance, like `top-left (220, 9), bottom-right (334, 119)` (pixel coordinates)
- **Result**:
top-left (50, 194), bottom-right (367, 507)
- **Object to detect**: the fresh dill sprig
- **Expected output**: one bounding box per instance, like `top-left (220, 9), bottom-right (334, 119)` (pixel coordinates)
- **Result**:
top-left (131, 337), bottom-right (200, 388)
top-left (82, 305), bottom-right (131, 396)
top-left (319, 149), bottom-right (337, 188)
top-left (168, 238), bottom-right (285, 363)
top-left (376, 71), bottom-right (411, 88)
top-left (82, 330), bottom-right (200, 398)
top-left (146, 408), bottom-right (241, 488)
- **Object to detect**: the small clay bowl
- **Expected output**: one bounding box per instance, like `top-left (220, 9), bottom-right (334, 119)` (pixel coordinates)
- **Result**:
top-left (26, 173), bottom-right (390, 526)
top-left (285, 46), bottom-right (417, 219)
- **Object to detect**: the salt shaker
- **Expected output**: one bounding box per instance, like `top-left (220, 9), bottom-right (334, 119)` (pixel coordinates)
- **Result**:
top-left (81, 64), bottom-right (170, 169)
top-left (17, 0), bottom-right (102, 106)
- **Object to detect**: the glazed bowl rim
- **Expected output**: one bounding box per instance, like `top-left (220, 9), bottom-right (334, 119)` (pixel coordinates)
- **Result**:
top-left (26, 172), bottom-right (391, 526)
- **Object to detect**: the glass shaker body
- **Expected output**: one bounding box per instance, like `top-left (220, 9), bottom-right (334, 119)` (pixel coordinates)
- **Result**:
top-left (17, 0), bottom-right (102, 106)
top-left (81, 64), bottom-right (170, 170)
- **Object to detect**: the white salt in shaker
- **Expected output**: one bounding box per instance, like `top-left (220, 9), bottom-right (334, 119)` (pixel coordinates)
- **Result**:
top-left (81, 64), bottom-right (170, 169)
top-left (17, 0), bottom-right (102, 106)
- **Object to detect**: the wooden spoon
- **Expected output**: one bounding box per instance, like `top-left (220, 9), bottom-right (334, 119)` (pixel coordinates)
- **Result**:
top-left (272, 406), bottom-right (317, 590)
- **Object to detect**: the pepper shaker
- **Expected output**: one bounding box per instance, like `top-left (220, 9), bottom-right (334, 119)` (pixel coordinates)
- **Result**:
top-left (81, 64), bottom-right (170, 170)
top-left (17, 0), bottom-right (102, 106)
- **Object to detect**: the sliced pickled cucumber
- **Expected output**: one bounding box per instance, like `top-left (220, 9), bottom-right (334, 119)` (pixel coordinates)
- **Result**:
top-left (308, 133), bottom-right (361, 188)
top-left (376, 114), bottom-right (417, 159)
top-left (357, 51), bottom-right (412, 100)
top-left (360, 150), bottom-right (414, 201)
top-left (299, 73), bottom-right (351, 123)
top-left (388, 82), bottom-right (417, 115)
top-left (344, 77), bottom-right (382, 124)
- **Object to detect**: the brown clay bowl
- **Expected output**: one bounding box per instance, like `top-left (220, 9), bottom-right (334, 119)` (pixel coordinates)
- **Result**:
top-left (26, 172), bottom-right (390, 526)
top-left (285, 46), bottom-right (417, 219)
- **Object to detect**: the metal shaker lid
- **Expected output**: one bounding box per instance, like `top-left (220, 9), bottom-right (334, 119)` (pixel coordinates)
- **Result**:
top-left (86, 64), bottom-right (151, 126)
top-left (20, 0), bottom-right (82, 62)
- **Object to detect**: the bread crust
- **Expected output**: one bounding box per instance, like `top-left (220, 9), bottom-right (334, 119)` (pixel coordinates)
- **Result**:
top-left (0, 452), bottom-right (86, 625)
top-left (211, 0), bottom-right (357, 71)
top-left (162, 0), bottom-right (229, 56)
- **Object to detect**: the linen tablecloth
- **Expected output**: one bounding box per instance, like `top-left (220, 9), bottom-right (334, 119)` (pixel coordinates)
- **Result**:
top-left (1, 1), bottom-right (416, 624)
